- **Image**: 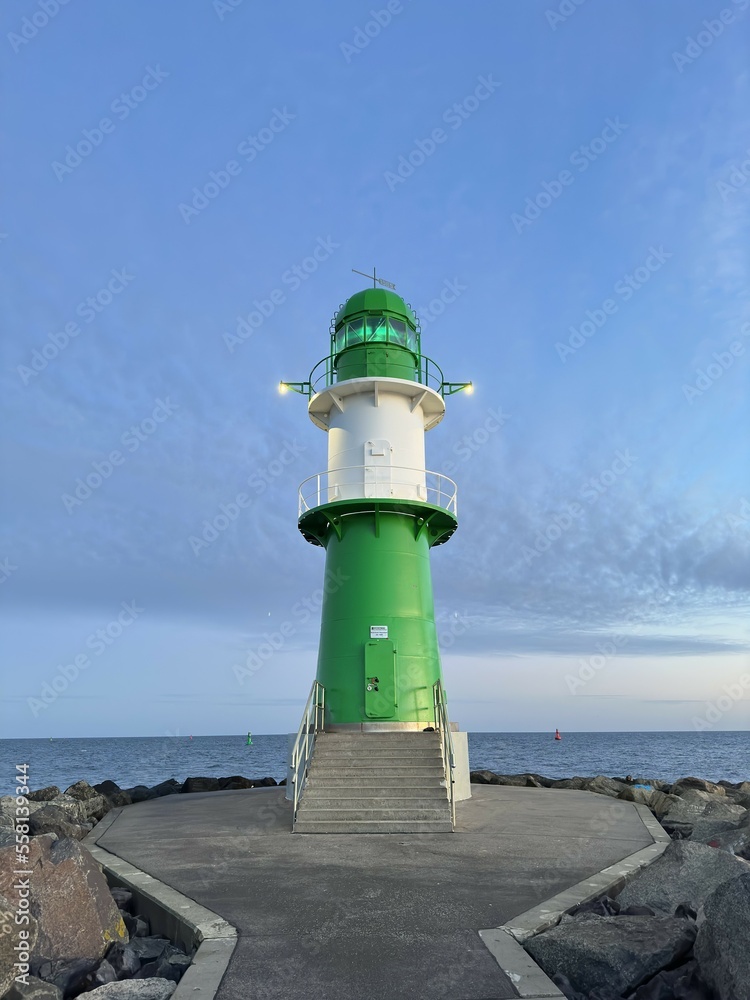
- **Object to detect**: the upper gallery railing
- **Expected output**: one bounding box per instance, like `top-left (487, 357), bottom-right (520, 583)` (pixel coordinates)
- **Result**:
top-left (298, 466), bottom-right (458, 517)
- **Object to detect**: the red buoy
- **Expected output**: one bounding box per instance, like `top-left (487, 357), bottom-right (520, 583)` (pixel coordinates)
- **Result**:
top-left (554, 728), bottom-right (562, 741)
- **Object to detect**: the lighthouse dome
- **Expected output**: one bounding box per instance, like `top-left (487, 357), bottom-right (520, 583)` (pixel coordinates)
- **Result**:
top-left (333, 288), bottom-right (420, 356)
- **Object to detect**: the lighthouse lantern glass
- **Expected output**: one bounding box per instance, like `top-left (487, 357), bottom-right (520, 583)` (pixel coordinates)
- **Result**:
top-left (333, 317), bottom-right (419, 356)
top-left (366, 317), bottom-right (387, 341)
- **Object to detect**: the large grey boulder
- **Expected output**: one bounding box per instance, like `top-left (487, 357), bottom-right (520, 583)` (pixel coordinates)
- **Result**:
top-left (670, 777), bottom-right (725, 797)
top-left (63, 782), bottom-right (111, 823)
top-left (525, 913), bottom-right (695, 996)
top-left (43, 796), bottom-right (88, 826)
top-left (64, 780), bottom-right (101, 802)
top-left (0, 836), bottom-right (128, 968)
top-left (85, 979), bottom-right (176, 1000)
top-left (582, 775), bottom-right (630, 798)
top-left (660, 790), bottom-right (746, 838)
top-left (694, 871), bottom-right (750, 999)
top-left (630, 960), bottom-right (708, 1000)
top-left (705, 813), bottom-right (750, 856)
top-left (127, 938), bottom-right (171, 962)
top-left (549, 775), bottom-right (630, 796)
top-left (179, 777), bottom-right (220, 794)
top-left (125, 787), bottom-right (156, 804)
top-left (550, 776), bottom-right (589, 790)
top-left (149, 781), bottom-right (180, 798)
top-left (26, 788), bottom-right (62, 804)
top-left (34, 957), bottom-right (98, 996)
top-left (469, 770), bottom-right (502, 784)
top-left (688, 816), bottom-right (744, 846)
top-left (93, 781), bottom-right (121, 797)
top-left (616, 840), bottom-right (749, 914)
top-left (105, 943), bottom-right (141, 978)
top-left (27, 806), bottom-right (87, 841)
top-left (617, 787), bottom-right (682, 821)
top-left (105, 791), bottom-right (133, 809)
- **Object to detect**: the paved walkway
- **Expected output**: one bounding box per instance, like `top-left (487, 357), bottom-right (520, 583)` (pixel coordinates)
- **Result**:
top-left (94, 784), bottom-right (657, 1000)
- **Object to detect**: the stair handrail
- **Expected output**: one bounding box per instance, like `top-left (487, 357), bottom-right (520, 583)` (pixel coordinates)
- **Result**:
top-left (432, 679), bottom-right (456, 828)
top-left (290, 680), bottom-right (325, 825)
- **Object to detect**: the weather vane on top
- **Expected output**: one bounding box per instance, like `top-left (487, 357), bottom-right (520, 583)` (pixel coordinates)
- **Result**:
top-left (352, 267), bottom-right (396, 290)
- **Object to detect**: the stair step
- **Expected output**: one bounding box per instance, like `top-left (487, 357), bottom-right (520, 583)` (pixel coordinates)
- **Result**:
top-left (294, 819), bottom-right (453, 834)
top-left (313, 751), bottom-right (443, 761)
top-left (317, 732), bottom-right (440, 738)
top-left (305, 776), bottom-right (446, 789)
top-left (305, 786), bottom-right (447, 798)
top-left (310, 756), bottom-right (444, 774)
top-left (310, 767), bottom-right (445, 784)
top-left (297, 806), bottom-right (449, 820)
top-left (315, 738), bottom-right (440, 745)
top-left (300, 795), bottom-right (447, 809)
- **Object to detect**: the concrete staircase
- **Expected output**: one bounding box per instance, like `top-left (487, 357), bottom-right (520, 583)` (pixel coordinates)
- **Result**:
top-left (293, 731), bottom-right (453, 833)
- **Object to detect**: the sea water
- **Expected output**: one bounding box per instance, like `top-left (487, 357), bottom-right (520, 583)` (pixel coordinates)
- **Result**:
top-left (0, 731), bottom-right (747, 796)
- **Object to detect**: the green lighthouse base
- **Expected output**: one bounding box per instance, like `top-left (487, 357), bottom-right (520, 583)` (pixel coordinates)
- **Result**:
top-left (299, 499), bottom-right (456, 728)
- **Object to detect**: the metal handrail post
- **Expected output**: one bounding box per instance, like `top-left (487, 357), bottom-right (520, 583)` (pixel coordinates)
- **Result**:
top-left (432, 680), bottom-right (456, 829)
top-left (290, 680), bottom-right (326, 826)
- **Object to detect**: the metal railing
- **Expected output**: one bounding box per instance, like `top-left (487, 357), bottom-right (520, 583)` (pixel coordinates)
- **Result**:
top-left (298, 466), bottom-right (458, 517)
top-left (308, 352), bottom-right (446, 396)
top-left (433, 679), bottom-right (456, 829)
top-left (290, 680), bottom-right (325, 826)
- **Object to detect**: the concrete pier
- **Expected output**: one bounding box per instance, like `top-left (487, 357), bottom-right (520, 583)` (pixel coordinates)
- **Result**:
top-left (90, 784), bottom-right (661, 1000)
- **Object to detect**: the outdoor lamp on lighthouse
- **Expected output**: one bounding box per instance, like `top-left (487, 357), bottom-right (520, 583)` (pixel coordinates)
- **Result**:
top-left (281, 274), bottom-right (471, 739)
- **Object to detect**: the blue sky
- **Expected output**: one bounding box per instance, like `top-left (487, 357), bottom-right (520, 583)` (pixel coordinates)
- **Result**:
top-left (2, 0), bottom-right (749, 738)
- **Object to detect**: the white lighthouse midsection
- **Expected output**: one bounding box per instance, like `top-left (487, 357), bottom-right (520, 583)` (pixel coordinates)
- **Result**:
top-left (303, 377), bottom-right (447, 508)
top-left (328, 384), bottom-right (426, 501)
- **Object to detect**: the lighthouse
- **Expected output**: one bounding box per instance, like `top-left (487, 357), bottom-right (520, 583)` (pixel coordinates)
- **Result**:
top-left (282, 276), bottom-right (473, 832)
